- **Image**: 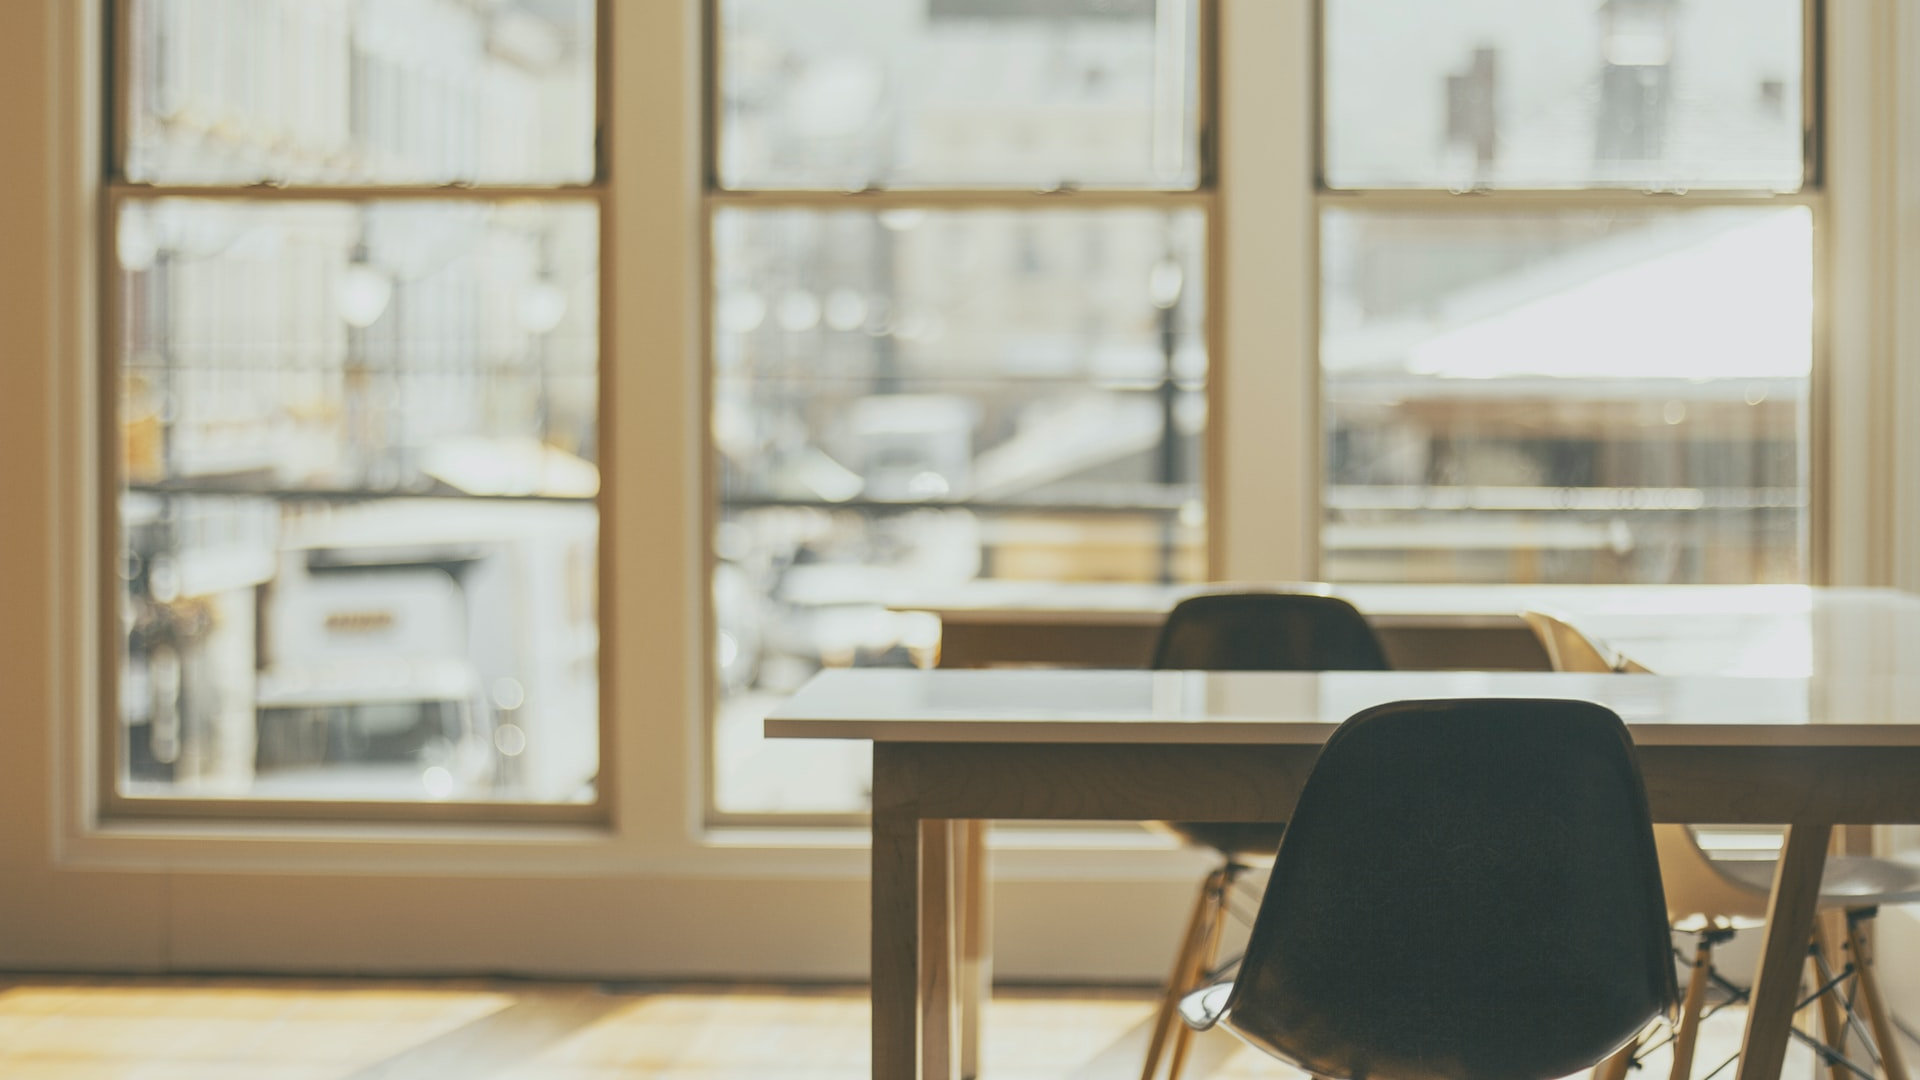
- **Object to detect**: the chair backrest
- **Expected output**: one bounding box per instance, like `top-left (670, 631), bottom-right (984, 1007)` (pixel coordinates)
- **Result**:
top-left (1522, 611), bottom-right (1765, 925)
top-left (1222, 698), bottom-right (1676, 1080)
top-left (1150, 592), bottom-right (1390, 672)
top-left (1521, 610), bottom-right (1620, 673)
top-left (1651, 819), bottom-right (1772, 926)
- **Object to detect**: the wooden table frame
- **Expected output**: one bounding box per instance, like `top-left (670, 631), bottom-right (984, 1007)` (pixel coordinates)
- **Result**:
top-left (934, 613), bottom-right (1553, 673)
top-left (869, 741), bottom-right (1920, 1080)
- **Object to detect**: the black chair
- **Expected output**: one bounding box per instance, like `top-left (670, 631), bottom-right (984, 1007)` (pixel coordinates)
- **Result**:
top-left (1180, 697), bottom-right (1677, 1080)
top-left (1141, 591), bottom-right (1392, 1080)
top-left (1150, 591), bottom-right (1392, 672)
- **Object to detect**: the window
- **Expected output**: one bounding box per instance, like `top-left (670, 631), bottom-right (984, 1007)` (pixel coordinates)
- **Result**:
top-left (1319, 0), bottom-right (1814, 585)
top-left (13, 0), bottom-right (1913, 987)
top-left (709, 0), bottom-right (1208, 816)
top-left (108, 0), bottom-right (603, 811)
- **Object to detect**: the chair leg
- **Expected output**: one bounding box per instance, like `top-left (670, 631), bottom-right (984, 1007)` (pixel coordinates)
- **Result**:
top-left (1847, 912), bottom-right (1912, 1080)
top-left (1810, 915), bottom-right (1850, 1080)
top-left (1669, 935), bottom-right (1715, 1080)
top-left (1141, 866), bottom-right (1229, 1080)
top-left (1165, 870), bottom-right (1233, 1080)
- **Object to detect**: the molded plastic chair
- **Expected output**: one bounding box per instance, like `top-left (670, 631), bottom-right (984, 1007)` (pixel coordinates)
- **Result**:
top-left (1151, 592), bottom-right (1392, 672)
top-left (1179, 697), bottom-right (1678, 1080)
top-left (1523, 610), bottom-right (1918, 1080)
top-left (1141, 591), bottom-right (1391, 1080)
top-left (1521, 610), bottom-right (1651, 675)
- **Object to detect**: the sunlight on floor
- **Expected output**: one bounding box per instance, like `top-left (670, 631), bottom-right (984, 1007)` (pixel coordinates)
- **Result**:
top-left (0, 983), bottom-right (513, 1079)
top-left (0, 978), bottom-right (1831, 1080)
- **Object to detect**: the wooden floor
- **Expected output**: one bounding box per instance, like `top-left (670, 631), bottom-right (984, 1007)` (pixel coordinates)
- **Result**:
top-left (0, 974), bottom-right (1808, 1080)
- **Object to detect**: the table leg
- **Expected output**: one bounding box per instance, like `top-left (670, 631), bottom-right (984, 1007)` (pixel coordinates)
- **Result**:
top-left (874, 800), bottom-right (921, 1080)
top-left (921, 820), bottom-right (959, 1080)
top-left (957, 820), bottom-right (992, 1080)
top-left (1735, 823), bottom-right (1832, 1080)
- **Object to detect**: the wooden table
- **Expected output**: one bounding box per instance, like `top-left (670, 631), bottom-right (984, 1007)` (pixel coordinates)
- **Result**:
top-left (906, 582), bottom-right (1879, 674)
top-left (769, 663), bottom-right (1920, 1080)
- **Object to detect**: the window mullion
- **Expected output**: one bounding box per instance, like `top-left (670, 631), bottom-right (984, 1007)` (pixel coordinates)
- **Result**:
top-left (107, 184), bottom-right (608, 203)
top-left (703, 188), bottom-right (1212, 209)
top-left (1313, 189), bottom-right (1822, 210)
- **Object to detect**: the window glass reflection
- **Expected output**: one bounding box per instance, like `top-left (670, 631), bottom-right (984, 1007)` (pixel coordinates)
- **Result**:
top-left (1321, 206), bottom-right (1810, 584)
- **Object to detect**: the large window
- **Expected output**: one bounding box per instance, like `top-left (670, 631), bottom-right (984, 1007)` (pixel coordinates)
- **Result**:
top-left (108, 0), bottom-right (603, 811)
top-left (1319, 0), bottom-right (1814, 584)
top-left (15, 0), bottom-right (1917, 987)
top-left (709, 0), bottom-right (1208, 816)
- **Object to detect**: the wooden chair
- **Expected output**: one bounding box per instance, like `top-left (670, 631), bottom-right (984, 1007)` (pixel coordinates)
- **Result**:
top-left (1523, 610), bottom-right (1918, 1080)
top-left (1179, 697), bottom-right (1678, 1080)
top-left (1520, 610), bottom-right (1651, 674)
top-left (1140, 591), bottom-right (1391, 1080)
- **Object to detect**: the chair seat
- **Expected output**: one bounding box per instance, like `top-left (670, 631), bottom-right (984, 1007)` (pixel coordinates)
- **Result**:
top-left (1715, 854), bottom-right (1920, 908)
top-left (1159, 822), bottom-right (1286, 865)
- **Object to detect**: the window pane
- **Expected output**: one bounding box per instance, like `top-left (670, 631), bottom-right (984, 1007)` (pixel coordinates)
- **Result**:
top-left (717, 0), bottom-right (1200, 190)
top-left (116, 199), bottom-right (600, 803)
top-left (1323, 0), bottom-right (1804, 190)
top-left (124, 0), bottom-right (597, 185)
top-left (1322, 206), bottom-right (1809, 584)
top-left (712, 208), bottom-right (1207, 814)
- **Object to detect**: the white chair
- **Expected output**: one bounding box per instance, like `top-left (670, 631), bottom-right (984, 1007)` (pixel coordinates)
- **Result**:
top-left (1524, 611), bottom-right (1919, 1080)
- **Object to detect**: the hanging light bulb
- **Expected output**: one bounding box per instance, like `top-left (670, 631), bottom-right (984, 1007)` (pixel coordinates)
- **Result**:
top-left (825, 289), bottom-right (869, 332)
top-left (117, 209), bottom-right (159, 272)
top-left (1148, 257), bottom-right (1185, 309)
top-left (718, 289), bottom-right (768, 334)
top-left (337, 253), bottom-right (393, 329)
top-left (776, 289), bottom-right (823, 333)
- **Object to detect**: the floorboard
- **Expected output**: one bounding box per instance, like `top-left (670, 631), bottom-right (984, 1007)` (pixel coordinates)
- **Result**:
top-left (0, 974), bottom-right (1822, 1079)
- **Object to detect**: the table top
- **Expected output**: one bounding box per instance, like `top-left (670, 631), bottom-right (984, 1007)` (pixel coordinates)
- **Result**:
top-left (898, 584), bottom-right (1920, 678)
top-left (767, 668), bottom-right (1920, 748)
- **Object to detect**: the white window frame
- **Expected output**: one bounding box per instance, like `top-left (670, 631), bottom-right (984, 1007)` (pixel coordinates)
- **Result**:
top-left (3, 0), bottom-right (1917, 983)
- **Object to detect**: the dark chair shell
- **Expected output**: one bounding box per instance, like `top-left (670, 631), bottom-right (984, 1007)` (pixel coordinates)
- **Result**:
top-left (1188, 697), bottom-right (1676, 1080)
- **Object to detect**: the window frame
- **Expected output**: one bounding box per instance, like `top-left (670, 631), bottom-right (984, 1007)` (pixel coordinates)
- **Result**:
top-left (698, 0), bottom-right (1225, 828)
top-left (1307, 0), bottom-right (1831, 588)
top-left (94, 0), bottom-right (618, 825)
